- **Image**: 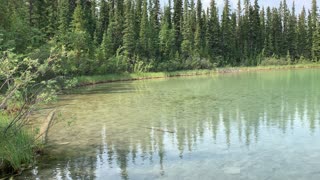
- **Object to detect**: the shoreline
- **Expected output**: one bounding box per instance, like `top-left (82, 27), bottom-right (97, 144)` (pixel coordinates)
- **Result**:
top-left (76, 63), bottom-right (320, 87)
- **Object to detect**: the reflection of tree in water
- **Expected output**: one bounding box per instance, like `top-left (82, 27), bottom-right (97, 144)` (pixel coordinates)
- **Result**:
top-left (29, 70), bottom-right (320, 179)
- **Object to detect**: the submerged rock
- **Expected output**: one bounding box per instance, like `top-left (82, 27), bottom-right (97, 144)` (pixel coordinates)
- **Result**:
top-left (223, 167), bottom-right (241, 175)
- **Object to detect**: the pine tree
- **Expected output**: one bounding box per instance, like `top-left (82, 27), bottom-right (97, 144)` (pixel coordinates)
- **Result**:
top-left (241, 0), bottom-right (250, 61)
top-left (163, 0), bottom-right (172, 29)
top-left (139, 0), bottom-right (149, 58)
top-left (311, 0), bottom-right (319, 61)
top-left (206, 0), bottom-right (220, 63)
top-left (97, 0), bottom-right (109, 44)
top-left (152, 0), bottom-right (160, 32)
top-left (281, 0), bottom-right (290, 55)
top-left (159, 17), bottom-right (175, 61)
top-left (221, 0), bottom-right (232, 65)
top-left (230, 12), bottom-right (237, 65)
top-left (236, 0), bottom-right (243, 63)
top-left (194, 0), bottom-right (202, 54)
top-left (311, 0), bottom-right (318, 28)
top-left (181, 0), bottom-right (192, 57)
top-left (312, 22), bottom-right (320, 61)
top-left (297, 7), bottom-right (308, 58)
top-left (287, 1), bottom-right (297, 60)
top-left (253, 0), bottom-right (261, 54)
top-left (45, 0), bottom-right (58, 38)
top-left (58, 0), bottom-right (70, 36)
top-left (264, 7), bottom-right (273, 57)
top-left (260, 7), bottom-right (266, 56)
top-left (272, 8), bottom-right (282, 56)
top-left (71, 1), bottom-right (86, 32)
top-left (123, 0), bottom-right (135, 58)
top-left (307, 11), bottom-right (313, 59)
top-left (149, 0), bottom-right (160, 58)
top-left (173, 0), bottom-right (183, 52)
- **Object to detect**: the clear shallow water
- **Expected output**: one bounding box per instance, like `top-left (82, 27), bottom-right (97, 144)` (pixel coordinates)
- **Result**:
top-left (20, 69), bottom-right (320, 180)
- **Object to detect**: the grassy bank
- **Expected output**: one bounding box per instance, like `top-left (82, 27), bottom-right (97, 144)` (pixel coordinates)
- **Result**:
top-left (0, 113), bottom-right (36, 178)
top-left (76, 63), bottom-right (320, 86)
top-left (76, 69), bottom-right (217, 86)
top-left (217, 63), bottom-right (320, 73)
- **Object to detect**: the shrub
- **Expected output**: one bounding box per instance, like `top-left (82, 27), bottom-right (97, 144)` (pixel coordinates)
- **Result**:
top-left (260, 56), bottom-right (289, 66)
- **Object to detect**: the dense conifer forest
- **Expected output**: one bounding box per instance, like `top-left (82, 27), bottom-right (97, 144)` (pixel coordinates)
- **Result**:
top-left (0, 0), bottom-right (320, 75)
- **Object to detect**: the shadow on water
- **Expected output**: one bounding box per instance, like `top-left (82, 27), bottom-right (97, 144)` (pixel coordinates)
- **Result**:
top-left (20, 69), bottom-right (320, 180)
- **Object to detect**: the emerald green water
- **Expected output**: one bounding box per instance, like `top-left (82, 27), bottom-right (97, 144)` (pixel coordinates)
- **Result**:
top-left (21, 69), bottom-right (320, 180)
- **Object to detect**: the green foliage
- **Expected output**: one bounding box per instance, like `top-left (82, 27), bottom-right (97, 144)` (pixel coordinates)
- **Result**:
top-left (0, 115), bottom-right (35, 173)
top-left (0, 0), bottom-right (319, 75)
top-left (0, 50), bottom-right (77, 174)
top-left (260, 56), bottom-right (290, 66)
top-left (312, 23), bottom-right (320, 61)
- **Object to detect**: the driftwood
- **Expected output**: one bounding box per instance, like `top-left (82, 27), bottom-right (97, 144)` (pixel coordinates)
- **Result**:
top-left (37, 109), bottom-right (56, 143)
top-left (144, 127), bottom-right (175, 134)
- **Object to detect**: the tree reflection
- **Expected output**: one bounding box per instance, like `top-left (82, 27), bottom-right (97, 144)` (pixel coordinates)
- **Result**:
top-left (23, 70), bottom-right (320, 180)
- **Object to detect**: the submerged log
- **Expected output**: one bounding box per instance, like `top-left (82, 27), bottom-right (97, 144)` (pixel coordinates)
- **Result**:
top-left (145, 127), bottom-right (175, 134)
top-left (37, 109), bottom-right (56, 143)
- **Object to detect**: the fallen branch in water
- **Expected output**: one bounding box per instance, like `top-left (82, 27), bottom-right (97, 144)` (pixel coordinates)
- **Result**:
top-left (36, 109), bottom-right (56, 143)
top-left (144, 127), bottom-right (175, 134)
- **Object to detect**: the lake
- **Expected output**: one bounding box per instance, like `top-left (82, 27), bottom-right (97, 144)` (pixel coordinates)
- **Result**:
top-left (20, 69), bottom-right (320, 180)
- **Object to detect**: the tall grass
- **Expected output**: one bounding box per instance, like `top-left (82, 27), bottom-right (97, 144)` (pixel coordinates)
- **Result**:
top-left (0, 113), bottom-right (35, 176)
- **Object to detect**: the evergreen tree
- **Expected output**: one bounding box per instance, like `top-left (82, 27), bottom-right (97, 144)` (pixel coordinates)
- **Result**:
top-left (271, 8), bottom-right (282, 56)
top-left (206, 0), bottom-right (220, 63)
top-left (221, 0), bottom-right (232, 65)
top-left (181, 0), bottom-right (192, 57)
top-left (139, 0), bottom-right (149, 58)
top-left (312, 22), bottom-right (320, 61)
top-left (123, 0), bottom-right (135, 58)
top-left (163, 0), bottom-right (172, 29)
top-left (287, 1), bottom-right (297, 60)
top-left (307, 11), bottom-right (313, 59)
top-left (58, 0), bottom-right (70, 36)
top-left (281, 0), bottom-right (290, 55)
top-left (97, 0), bottom-right (109, 44)
top-left (149, 0), bottom-right (161, 58)
top-left (194, 0), bottom-right (202, 54)
top-left (173, 0), bottom-right (183, 52)
top-left (45, 0), bottom-right (58, 38)
top-left (311, 0), bottom-right (319, 61)
top-left (264, 7), bottom-right (273, 57)
top-left (297, 7), bottom-right (308, 58)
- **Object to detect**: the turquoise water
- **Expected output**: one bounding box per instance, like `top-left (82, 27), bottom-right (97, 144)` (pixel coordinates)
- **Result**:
top-left (21, 69), bottom-right (320, 180)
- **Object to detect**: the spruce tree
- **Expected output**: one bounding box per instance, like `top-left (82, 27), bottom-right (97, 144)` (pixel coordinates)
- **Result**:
top-left (194, 0), bottom-right (202, 54)
top-left (206, 0), bottom-right (220, 63)
top-left (287, 1), bottom-right (297, 60)
top-left (139, 0), bottom-right (149, 58)
top-left (173, 0), bottom-right (183, 52)
top-left (307, 11), bottom-right (313, 59)
top-left (264, 7), bottom-right (273, 57)
top-left (97, 0), bottom-right (109, 44)
top-left (312, 22), bottom-right (320, 61)
top-left (311, 0), bottom-right (319, 61)
top-left (58, 0), bottom-right (70, 36)
top-left (181, 0), bottom-right (192, 57)
top-left (123, 0), bottom-right (135, 58)
top-left (297, 7), bottom-right (308, 58)
top-left (221, 0), bottom-right (232, 65)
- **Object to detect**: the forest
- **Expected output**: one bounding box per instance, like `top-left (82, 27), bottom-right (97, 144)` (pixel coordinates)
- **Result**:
top-left (0, 0), bottom-right (320, 76)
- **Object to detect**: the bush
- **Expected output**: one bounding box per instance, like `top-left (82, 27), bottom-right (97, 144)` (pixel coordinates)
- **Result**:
top-left (260, 56), bottom-right (289, 66)
top-left (297, 56), bottom-right (313, 64)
